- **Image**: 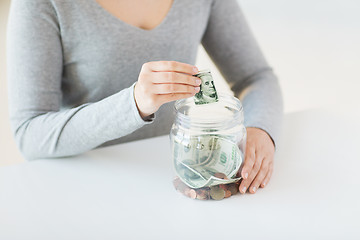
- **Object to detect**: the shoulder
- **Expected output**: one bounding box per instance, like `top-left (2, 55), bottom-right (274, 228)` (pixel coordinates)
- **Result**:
top-left (8, 0), bottom-right (75, 32)
top-left (210, 0), bottom-right (241, 14)
top-left (11, 0), bottom-right (55, 7)
top-left (11, 0), bottom-right (77, 4)
top-left (10, 0), bottom-right (80, 12)
top-left (206, 0), bottom-right (243, 20)
top-left (10, 0), bottom-right (57, 15)
top-left (9, 0), bottom-right (85, 21)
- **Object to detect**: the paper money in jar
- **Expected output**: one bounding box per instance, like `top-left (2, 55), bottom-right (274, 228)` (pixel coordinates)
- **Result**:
top-left (170, 91), bottom-right (247, 200)
top-left (173, 135), bottom-right (242, 189)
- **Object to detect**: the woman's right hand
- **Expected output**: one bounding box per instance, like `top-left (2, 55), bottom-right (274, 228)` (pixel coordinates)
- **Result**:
top-left (134, 61), bottom-right (201, 118)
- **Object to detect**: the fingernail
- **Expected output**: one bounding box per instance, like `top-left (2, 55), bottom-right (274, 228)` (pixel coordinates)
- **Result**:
top-left (241, 187), bottom-right (246, 193)
top-left (193, 67), bottom-right (198, 74)
top-left (195, 79), bottom-right (201, 85)
top-left (194, 87), bottom-right (200, 92)
top-left (262, 182), bottom-right (266, 187)
top-left (243, 172), bottom-right (248, 179)
top-left (252, 187), bottom-right (257, 193)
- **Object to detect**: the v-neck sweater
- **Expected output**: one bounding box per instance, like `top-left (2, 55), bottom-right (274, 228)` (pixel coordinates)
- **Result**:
top-left (7, 0), bottom-right (283, 160)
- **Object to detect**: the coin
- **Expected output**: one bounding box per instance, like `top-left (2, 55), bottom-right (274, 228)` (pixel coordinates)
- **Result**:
top-left (214, 172), bottom-right (228, 180)
top-left (225, 190), bottom-right (232, 198)
top-left (209, 186), bottom-right (225, 200)
top-left (196, 189), bottom-right (209, 200)
top-left (173, 177), bottom-right (181, 190)
top-left (189, 189), bottom-right (197, 199)
top-left (228, 183), bottom-right (239, 195)
top-left (174, 177), bottom-right (241, 200)
top-left (173, 177), bottom-right (187, 192)
top-left (183, 187), bottom-right (192, 197)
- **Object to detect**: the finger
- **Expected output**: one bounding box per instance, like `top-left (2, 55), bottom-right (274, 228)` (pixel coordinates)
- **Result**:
top-left (260, 162), bottom-right (273, 188)
top-left (142, 61), bottom-right (198, 75)
top-left (239, 160), bottom-right (261, 193)
top-left (249, 159), bottom-right (270, 193)
top-left (151, 72), bottom-right (201, 87)
top-left (241, 145), bottom-right (256, 180)
top-left (156, 92), bottom-right (196, 104)
top-left (239, 154), bottom-right (263, 194)
top-left (152, 83), bottom-right (200, 94)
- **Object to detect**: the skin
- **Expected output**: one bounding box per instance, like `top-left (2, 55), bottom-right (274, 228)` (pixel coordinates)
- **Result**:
top-left (95, 0), bottom-right (174, 31)
top-left (96, 0), bottom-right (275, 194)
top-left (134, 61), bottom-right (201, 118)
top-left (239, 128), bottom-right (275, 194)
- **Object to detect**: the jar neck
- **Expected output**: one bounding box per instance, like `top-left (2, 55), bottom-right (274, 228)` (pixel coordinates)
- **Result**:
top-left (174, 94), bottom-right (244, 131)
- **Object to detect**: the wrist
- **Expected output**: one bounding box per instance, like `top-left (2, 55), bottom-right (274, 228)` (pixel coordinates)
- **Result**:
top-left (246, 127), bottom-right (275, 149)
top-left (133, 82), bottom-right (154, 119)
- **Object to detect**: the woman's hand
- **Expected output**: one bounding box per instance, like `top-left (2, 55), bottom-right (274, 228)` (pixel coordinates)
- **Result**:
top-left (239, 127), bottom-right (275, 194)
top-left (134, 61), bottom-right (201, 118)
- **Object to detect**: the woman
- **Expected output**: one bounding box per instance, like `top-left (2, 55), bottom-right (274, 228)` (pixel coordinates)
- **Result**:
top-left (7, 0), bottom-right (283, 194)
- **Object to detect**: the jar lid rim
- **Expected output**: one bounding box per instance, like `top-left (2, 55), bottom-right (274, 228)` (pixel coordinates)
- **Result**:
top-left (174, 93), bottom-right (244, 126)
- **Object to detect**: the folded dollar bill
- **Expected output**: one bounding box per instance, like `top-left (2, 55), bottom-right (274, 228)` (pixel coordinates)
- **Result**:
top-left (193, 69), bottom-right (219, 105)
top-left (173, 135), bottom-right (242, 189)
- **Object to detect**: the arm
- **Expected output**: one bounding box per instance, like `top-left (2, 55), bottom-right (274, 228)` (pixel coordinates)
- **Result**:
top-left (201, 0), bottom-right (284, 193)
top-left (202, 0), bottom-right (283, 144)
top-left (6, 0), bottom-right (151, 160)
top-left (7, 0), bottom-right (200, 160)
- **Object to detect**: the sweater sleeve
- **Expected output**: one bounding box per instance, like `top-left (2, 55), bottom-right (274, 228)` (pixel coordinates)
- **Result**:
top-left (201, 0), bottom-right (284, 146)
top-left (7, 0), bottom-right (151, 160)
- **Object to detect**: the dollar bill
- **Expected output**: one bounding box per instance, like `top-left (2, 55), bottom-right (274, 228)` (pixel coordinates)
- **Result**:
top-left (173, 135), bottom-right (242, 189)
top-left (193, 69), bottom-right (219, 105)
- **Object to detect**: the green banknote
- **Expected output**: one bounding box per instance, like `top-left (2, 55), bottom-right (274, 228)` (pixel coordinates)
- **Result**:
top-left (173, 135), bottom-right (242, 189)
top-left (193, 69), bottom-right (219, 105)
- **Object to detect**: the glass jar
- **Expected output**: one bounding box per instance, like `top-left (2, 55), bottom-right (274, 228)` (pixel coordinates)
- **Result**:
top-left (170, 94), bottom-right (247, 200)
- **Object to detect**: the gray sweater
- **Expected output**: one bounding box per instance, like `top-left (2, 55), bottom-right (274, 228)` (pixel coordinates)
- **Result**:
top-left (7, 0), bottom-right (283, 160)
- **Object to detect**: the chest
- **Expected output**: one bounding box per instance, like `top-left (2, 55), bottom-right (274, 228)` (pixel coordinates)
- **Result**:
top-left (95, 0), bottom-right (174, 30)
top-left (58, 0), bottom-right (212, 105)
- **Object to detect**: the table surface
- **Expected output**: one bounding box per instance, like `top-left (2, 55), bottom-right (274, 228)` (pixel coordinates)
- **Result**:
top-left (1, 109), bottom-right (360, 240)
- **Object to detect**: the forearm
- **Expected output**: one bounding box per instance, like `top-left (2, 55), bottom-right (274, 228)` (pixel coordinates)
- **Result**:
top-left (201, 0), bottom-right (283, 146)
top-left (11, 85), bottom-right (150, 160)
top-left (232, 69), bottom-right (283, 146)
top-left (7, 0), bottom-right (150, 160)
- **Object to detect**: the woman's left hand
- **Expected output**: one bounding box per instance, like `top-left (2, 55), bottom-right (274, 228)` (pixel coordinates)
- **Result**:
top-left (239, 127), bottom-right (275, 194)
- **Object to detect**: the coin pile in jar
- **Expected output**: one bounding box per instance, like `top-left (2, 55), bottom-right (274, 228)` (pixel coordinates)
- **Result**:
top-left (173, 172), bottom-right (240, 200)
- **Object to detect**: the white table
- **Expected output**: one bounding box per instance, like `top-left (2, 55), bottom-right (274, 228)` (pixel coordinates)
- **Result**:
top-left (1, 110), bottom-right (359, 240)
